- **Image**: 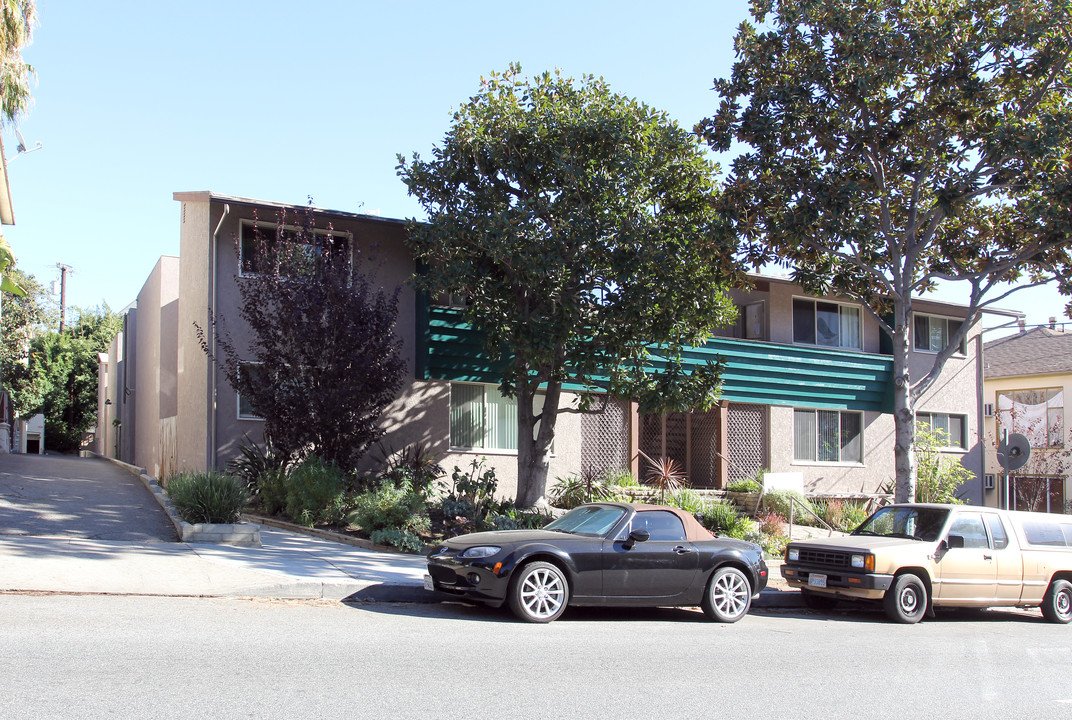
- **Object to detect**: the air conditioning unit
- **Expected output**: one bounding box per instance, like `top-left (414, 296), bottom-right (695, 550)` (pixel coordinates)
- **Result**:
top-left (984, 474), bottom-right (995, 490)
top-left (984, 403), bottom-right (994, 418)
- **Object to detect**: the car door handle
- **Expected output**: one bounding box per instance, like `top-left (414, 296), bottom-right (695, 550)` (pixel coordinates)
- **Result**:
top-left (983, 554), bottom-right (993, 561)
top-left (673, 546), bottom-right (693, 554)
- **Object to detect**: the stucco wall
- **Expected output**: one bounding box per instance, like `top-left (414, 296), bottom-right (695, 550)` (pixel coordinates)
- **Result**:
top-left (132, 256), bottom-right (179, 478)
top-left (176, 197), bottom-right (212, 473)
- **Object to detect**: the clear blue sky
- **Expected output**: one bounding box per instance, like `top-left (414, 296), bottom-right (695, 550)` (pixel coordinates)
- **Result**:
top-left (5, 0), bottom-right (1069, 335)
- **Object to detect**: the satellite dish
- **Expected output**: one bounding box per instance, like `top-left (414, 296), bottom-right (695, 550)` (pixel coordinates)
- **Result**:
top-left (997, 433), bottom-right (1031, 471)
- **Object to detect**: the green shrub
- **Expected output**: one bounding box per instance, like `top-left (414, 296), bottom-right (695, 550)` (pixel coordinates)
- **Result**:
top-left (667, 487), bottom-right (706, 514)
top-left (284, 456), bottom-right (350, 527)
top-left (227, 436), bottom-right (292, 491)
top-left (761, 488), bottom-right (818, 525)
top-left (550, 472), bottom-right (613, 509)
top-left (726, 478), bottom-right (761, 493)
top-left (166, 472), bottom-right (248, 524)
top-left (603, 469), bottom-right (639, 487)
top-left (256, 466), bottom-right (290, 517)
top-left (370, 527), bottom-right (425, 553)
top-left (348, 481), bottom-right (428, 535)
top-left (696, 499), bottom-right (745, 534)
top-left (372, 442), bottom-right (445, 498)
top-left (915, 425), bottom-right (972, 504)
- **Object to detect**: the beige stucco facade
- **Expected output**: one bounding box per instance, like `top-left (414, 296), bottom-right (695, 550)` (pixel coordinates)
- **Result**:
top-left (98, 191), bottom-right (986, 503)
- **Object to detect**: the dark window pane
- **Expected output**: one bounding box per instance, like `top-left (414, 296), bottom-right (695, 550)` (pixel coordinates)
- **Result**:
top-left (816, 302), bottom-right (839, 347)
top-left (793, 299), bottom-right (816, 345)
top-left (913, 314), bottom-right (930, 351)
top-left (840, 412), bottom-right (862, 463)
top-left (818, 410), bottom-right (840, 462)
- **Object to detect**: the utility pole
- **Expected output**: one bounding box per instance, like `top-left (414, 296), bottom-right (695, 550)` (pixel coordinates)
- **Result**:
top-left (56, 263), bottom-right (71, 332)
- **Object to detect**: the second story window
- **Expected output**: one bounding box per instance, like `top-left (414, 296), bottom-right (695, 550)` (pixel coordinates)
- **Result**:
top-left (913, 313), bottom-right (966, 355)
top-left (239, 220), bottom-right (350, 277)
top-left (793, 298), bottom-right (861, 350)
top-left (997, 388), bottom-right (1064, 448)
top-left (916, 412), bottom-right (967, 449)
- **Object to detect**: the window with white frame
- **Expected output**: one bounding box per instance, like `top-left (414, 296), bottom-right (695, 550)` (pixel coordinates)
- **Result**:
top-left (913, 313), bottom-right (966, 355)
top-left (997, 388), bottom-right (1064, 448)
top-left (793, 409), bottom-right (863, 463)
top-left (449, 383), bottom-right (548, 451)
top-left (239, 220), bottom-right (350, 276)
top-left (236, 363), bottom-right (266, 420)
top-left (916, 412), bottom-right (967, 449)
top-left (792, 298), bottom-right (861, 349)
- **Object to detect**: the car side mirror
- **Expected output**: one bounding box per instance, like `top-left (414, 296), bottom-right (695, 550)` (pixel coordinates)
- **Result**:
top-left (623, 528), bottom-right (650, 549)
top-left (945, 534), bottom-right (965, 550)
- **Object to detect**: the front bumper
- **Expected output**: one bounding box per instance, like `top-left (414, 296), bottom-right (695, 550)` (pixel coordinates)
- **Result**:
top-left (426, 553), bottom-right (512, 607)
top-left (781, 564), bottom-right (893, 600)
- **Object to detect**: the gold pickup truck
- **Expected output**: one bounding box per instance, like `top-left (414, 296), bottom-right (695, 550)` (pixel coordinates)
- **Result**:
top-left (780, 503), bottom-right (1072, 623)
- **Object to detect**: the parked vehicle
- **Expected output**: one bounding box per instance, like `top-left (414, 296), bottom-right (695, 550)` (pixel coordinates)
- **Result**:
top-left (781, 503), bottom-right (1072, 623)
top-left (425, 502), bottom-right (768, 623)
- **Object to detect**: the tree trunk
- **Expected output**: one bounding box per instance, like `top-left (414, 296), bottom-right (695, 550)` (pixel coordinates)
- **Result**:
top-left (514, 379), bottom-right (561, 508)
top-left (891, 316), bottom-right (917, 503)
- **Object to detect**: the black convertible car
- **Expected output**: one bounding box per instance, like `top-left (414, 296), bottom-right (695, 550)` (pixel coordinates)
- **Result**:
top-left (425, 502), bottom-right (768, 623)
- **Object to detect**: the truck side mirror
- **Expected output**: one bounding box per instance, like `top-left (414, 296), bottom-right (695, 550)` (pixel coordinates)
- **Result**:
top-left (946, 534), bottom-right (965, 549)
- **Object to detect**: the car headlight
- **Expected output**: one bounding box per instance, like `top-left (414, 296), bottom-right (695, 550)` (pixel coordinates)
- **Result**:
top-left (787, 548), bottom-right (800, 562)
top-left (460, 546), bottom-right (501, 559)
top-left (851, 554), bottom-right (875, 571)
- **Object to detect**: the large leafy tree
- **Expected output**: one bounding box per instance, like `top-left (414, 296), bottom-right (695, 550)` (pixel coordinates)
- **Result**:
top-left (699, 0), bottom-right (1072, 502)
top-left (204, 205), bottom-right (407, 472)
top-left (1, 266), bottom-right (55, 413)
top-left (12, 306), bottom-right (121, 452)
top-left (0, 0), bottom-right (36, 123)
top-left (399, 65), bottom-right (740, 507)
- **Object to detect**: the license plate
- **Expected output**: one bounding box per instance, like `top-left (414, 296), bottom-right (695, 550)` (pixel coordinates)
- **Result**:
top-left (423, 574), bottom-right (434, 592)
top-left (808, 573), bottom-right (828, 588)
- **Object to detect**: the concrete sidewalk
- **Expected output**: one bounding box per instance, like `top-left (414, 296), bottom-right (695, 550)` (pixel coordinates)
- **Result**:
top-left (0, 523), bottom-right (429, 601)
top-left (0, 518), bottom-right (802, 607)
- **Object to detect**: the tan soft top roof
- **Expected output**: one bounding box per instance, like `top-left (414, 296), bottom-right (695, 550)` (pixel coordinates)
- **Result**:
top-left (625, 503), bottom-right (715, 542)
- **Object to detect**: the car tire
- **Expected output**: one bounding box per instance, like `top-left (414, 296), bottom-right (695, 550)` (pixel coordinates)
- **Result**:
top-left (883, 573), bottom-right (927, 624)
top-left (508, 561), bottom-right (569, 623)
top-left (801, 590), bottom-right (838, 611)
top-left (1041, 579), bottom-right (1072, 624)
top-left (702, 566), bottom-right (753, 623)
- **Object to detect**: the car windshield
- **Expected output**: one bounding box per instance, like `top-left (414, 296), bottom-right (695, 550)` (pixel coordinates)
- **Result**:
top-left (853, 507), bottom-right (949, 542)
top-left (545, 505), bottom-right (625, 536)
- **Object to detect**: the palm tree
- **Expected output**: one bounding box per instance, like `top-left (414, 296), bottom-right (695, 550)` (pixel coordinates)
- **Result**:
top-left (0, 0), bottom-right (37, 124)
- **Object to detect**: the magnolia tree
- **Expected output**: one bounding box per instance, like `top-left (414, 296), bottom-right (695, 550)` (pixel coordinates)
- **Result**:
top-left (399, 65), bottom-right (740, 507)
top-left (700, 0), bottom-right (1072, 502)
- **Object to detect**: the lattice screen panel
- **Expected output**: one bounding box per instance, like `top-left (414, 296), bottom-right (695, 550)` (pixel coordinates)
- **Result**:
top-left (580, 399), bottom-right (630, 478)
top-left (726, 403), bottom-right (768, 483)
top-left (689, 408), bottom-right (721, 488)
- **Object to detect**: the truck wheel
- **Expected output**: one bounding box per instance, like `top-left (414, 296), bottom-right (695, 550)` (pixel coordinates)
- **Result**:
top-left (883, 573), bottom-right (927, 624)
top-left (802, 590), bottom-right (838, 611)
top-left (1041, 579), bottom-right (1072, 624)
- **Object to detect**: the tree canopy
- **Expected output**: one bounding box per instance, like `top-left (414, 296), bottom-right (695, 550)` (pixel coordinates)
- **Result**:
top-left (204, 205), bottom-right (407, 472)
top-left (10, 306), bottom-right (121, 453)
top-left (700, 0), bottom-right (1072, 501)
top-left (399, 65), bottom-right (739, 506)
top-left (1, 266), bottom-right (55, 413)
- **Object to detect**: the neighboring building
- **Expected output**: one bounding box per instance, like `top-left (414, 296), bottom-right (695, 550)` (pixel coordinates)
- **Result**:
top-left (983, 326), bottom-right (1072, 513)
top-left (99, 191), bottom-right (988, 501)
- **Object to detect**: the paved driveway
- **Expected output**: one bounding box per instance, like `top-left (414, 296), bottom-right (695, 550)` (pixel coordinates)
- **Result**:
top-left (0, 454), bottom-right (178, 542)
